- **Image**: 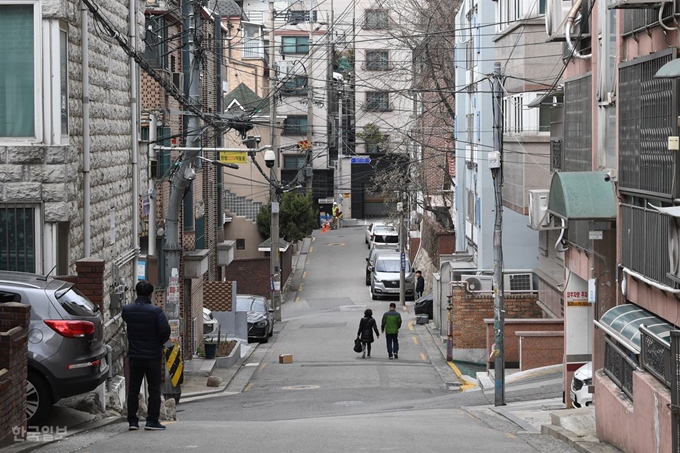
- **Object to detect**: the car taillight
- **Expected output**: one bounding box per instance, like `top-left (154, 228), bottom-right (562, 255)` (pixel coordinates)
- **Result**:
top-left (44, 320), bottom-right (95, 338)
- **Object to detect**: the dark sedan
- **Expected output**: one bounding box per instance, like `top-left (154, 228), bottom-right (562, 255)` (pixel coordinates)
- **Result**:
top-left (236, 294), bottom-right (274, 342)
top-left (414, 293), bottom-right (434, 319)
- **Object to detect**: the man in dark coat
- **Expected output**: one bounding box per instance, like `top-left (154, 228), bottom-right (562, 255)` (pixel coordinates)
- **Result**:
top-left (122, 280), bottom-right (171, 431)
top-left (415, 270), bottom-right (425, 299)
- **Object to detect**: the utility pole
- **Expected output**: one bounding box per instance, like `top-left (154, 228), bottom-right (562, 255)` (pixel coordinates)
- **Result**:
top-left (398, 195), bottom-right (406, 306)
top-left (215, 12), bottom-right (224, 281)
top-left (269, 1), bottom-right (282, 322)
top-left (490, 61), bottom-right (505, 407)
top-left (306, 0), bottom-right (315, 195)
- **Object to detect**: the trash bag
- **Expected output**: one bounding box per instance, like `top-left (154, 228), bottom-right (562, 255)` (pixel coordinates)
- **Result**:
top-left (353, 338), bottom-right (363, 353)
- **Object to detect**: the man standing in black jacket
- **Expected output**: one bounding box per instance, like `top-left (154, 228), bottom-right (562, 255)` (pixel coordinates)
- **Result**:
top-left (122, 280), bottom-right (171, 431)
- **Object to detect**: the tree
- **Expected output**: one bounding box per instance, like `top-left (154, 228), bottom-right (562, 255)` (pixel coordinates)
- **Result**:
top-left (256, 192), bottom-right (317, 243)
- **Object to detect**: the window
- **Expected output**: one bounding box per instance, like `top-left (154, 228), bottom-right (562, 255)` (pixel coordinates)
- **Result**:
top-left (0, 204), bottom-right (40, 273)
top-left (365, 9), bottom-right (389, 29)
top-left (365, 50), bottom-right (389, 71)
top-left (281, 75), bottom-right (308, 95)
top-left (366, 135), bottom-right (388, 154)
top-left (0, 4), bottom-right (38, 138)
top-left (365, 92), bottom-right (390, 111)
top-left (283, 116), bottom-right (308, 135)
top-left (242, 23), bottom-right (263, 59)
top-left (236, 239), bottom-right (245, 250)
top-left (143, 15), bottom-right (168, 69)
top-left (466, 189), bottom-right (476, 223)
top-left (281, 36), bottom-right (309, 54)
top-left (284, 155), bottom-right (306, 169)
top-left (288, 10), bottom-right (317, 23)
top-left (60, 29), bottom-right (68, 136)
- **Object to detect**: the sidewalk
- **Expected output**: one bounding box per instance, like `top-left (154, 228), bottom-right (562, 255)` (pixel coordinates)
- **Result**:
top-left (414, 310), bottom-right (622, 453)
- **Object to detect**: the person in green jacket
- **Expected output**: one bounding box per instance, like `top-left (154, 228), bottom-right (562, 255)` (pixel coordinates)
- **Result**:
top-left (381, 303), bottom-right (402, 359)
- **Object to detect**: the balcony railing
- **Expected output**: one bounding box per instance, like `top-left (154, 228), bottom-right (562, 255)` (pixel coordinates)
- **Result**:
top-left (640, 325), bottom-right (671, 388)
top-left (604, 337), bottom-right (639, 401)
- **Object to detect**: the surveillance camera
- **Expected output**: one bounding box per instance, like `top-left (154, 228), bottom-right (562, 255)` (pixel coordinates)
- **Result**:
top-left (604, 169), bottom-right (617, 183)
top-left (264, 149), bottom-right (276, 168)
top-left (604, 173), bottom-right (611, 182)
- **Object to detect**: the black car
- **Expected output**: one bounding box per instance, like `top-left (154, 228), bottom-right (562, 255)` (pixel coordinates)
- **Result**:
top-left (236, 294), bottom-right (274, 342)
top-left (414, 293), bottom-right (434, 319)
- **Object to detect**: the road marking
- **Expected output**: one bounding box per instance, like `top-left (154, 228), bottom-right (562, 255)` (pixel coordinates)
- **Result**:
top-left (259, 363), bottom-right (268, 372)
top-left (408, 321), bottom-right (414, 331)
top-left (298, 283), bottom-right (304, 292)
top-left (505, 433), bottom-right (516, 439)
top-left (447, 361), bottom-right (478, 391)
top-left (420, 352), bottom-right (427, 361)
top-left (244, 383), bottom-right (254, 392)
top-left (281, 385), bottom-right (320, 390)
top-left (303, 271), bottom-right (307, 279)
top-left (295, 295), bottom-right (299, 302)
top-left (244, 362), bottom-right (259, 367)
top-left (412, 336), bottom-right (419, 345)
top-left (309, 246), bottom-right (313, 253)
top-left (312, 237), bottom-right (315, 242)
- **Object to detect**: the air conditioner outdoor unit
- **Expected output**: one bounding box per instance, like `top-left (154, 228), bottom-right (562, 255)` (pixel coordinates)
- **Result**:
top-left (504, 273), bottom-right (534, 292)
top-left (528, 189), bottom-right (550, 230)
top-left (669, 219), bottom-right (680, 276)
top-left (546, 0), bottom-right (578, 41)
top-left (461, 275), bottom-right (493, 291)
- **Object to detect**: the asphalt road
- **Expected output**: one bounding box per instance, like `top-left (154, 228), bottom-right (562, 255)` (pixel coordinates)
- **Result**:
top-left (29, 225), bottom-right (578, 453)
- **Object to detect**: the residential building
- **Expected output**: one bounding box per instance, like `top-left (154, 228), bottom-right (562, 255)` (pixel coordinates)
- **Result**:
top-left (0, 0), bottom-right (145, 374)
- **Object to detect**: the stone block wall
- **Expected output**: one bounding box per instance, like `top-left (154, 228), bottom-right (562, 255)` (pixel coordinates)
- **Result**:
top-left (0, 302), bottom-right (30, 447)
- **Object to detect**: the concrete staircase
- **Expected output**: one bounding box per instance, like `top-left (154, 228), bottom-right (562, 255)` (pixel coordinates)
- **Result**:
top-left (224, 189), bottom-right (262, 222)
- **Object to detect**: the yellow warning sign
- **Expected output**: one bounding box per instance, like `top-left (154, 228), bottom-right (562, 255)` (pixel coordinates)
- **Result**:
top-left (219, 151), bottom-right (247, 164)
top-left (165, 344), bottom-right (184, 387)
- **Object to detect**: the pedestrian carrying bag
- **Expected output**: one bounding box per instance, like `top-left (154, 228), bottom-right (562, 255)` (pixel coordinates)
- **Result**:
top-left (353, 338), bottom-right (363, 353)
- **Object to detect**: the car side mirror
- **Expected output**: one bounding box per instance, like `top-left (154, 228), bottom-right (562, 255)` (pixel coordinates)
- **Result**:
top-left (268, 309), bottom-right (275, 313)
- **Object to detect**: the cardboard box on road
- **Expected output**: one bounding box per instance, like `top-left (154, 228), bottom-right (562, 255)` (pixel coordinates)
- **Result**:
top-left (279, 354), bottom-right (293, 364)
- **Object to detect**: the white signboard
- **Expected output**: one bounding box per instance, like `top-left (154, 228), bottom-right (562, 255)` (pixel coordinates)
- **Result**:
top-left (565, 271), bottom-right (593, 359)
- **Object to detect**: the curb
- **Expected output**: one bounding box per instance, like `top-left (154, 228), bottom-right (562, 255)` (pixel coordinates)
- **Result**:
top-left (180, 343), bottom-right (258, 400)
top-left (540, 424), bottom-right (623, 453)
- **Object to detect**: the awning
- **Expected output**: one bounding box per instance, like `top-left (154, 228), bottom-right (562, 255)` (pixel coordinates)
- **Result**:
top-left (655, 59), bottom-right (680, 79)
top-left (594, 304), bottom-right (676, 353)
top-left (527, 88), bottom-right (564, 109)
top-left (648, 204), bottom-right (680, 217)
top-left (548, 171), bottom-right (617, 220)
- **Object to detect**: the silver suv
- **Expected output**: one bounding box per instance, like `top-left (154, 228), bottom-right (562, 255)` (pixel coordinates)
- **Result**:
top-left (0, 271), bottom-right (109, 424)
top-left (370, 253), bottom-right (415, 300)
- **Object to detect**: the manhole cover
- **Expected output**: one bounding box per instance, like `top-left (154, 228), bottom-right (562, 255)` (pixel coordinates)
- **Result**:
top-left (333, 401), bottom-right (364, 406)
top-left (281, 385), bottom-right (320, 390)
top-left (327, 242), bottom-right (345, 247)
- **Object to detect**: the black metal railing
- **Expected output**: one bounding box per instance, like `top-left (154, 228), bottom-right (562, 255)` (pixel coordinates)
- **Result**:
top-left (604, 337), bottom-right (639, 401)
top-left (640, 325), bottom-right (671, 388)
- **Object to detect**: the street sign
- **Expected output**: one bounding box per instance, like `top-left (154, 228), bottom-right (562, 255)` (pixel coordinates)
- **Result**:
top-left (219, 151), bottom-right (248, 164)
top-left (401, 252), bottom-right (406, 271)
top-left (351, 156), bottom-right (371, 164)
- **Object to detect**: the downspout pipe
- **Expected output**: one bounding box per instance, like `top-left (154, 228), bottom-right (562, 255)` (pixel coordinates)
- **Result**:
top-left (81, 2), bottom-right (91, 257)
top-left (130, 0), bottom-right (140, 267)
top-left (565, 0), bottom-right (592, 59)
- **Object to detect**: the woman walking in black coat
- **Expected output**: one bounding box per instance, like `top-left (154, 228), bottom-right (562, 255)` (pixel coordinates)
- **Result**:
top-left (357, 309), bottom-right (380, 359)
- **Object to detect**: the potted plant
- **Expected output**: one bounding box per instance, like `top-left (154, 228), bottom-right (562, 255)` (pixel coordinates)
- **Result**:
top-left (203, 335), bottom-right (218, 359)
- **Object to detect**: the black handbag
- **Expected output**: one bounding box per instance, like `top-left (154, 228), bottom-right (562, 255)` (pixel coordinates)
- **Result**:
top-left (353, 338), bottom-right (363, 353)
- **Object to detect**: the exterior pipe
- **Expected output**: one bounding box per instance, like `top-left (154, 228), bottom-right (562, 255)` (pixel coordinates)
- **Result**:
top-left (149, 114), bottom-right (157, 256)
top-left (81, 2), bottom-right (91, 257)
top-left (130, 0), bottom-right (140, 272)
top-left (565, 0), bottom-right (591, 59)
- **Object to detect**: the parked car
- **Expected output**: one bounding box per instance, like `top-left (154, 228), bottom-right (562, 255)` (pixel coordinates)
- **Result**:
top-left (0, 271), bottom-right (109, 424)
top-left (570, 362), bottom-right (593, 408)
top-left (414, 293), bottom-right (434, 319)
top-left (365, 245), bottom-right (399, 285)
top-left (235, 294), bottom-right (274, 342)
top-left (364, 222), bottom-right (385, 245)
top-left (203, 307), bottom-right (218, 335)
top-left (370, 254), bottom-right (415, 300)
top-left (369, 226), bottom-right (399, 250)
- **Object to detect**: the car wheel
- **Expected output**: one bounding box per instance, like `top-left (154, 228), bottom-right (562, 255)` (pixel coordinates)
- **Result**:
top-left (371, 292), bottom-right (378, 300)
top-left (27, 370), bottom-right (51, 425)
top-left (268, 323), bottom-right (273, 337)
top-left (365, 274), bottom-right (370, 285)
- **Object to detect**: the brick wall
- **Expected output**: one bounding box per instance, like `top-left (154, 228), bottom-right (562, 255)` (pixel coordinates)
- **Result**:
top-left (451, 285), bottom-right (542, 352)
top-left (223, 248), bottom-right (293, 299)
top-left (483, 318), bottom-right (564, 369)
top-left (203, 281), bottom-right (234, 312)
top-left (516, 331), bottom-right (564, 371)
top-left (0, 303), bottom-right (30, 447)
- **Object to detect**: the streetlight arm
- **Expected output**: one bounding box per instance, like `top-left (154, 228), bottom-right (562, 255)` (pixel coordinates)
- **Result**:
top-left (194, 155), bottom-right (239, 169)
